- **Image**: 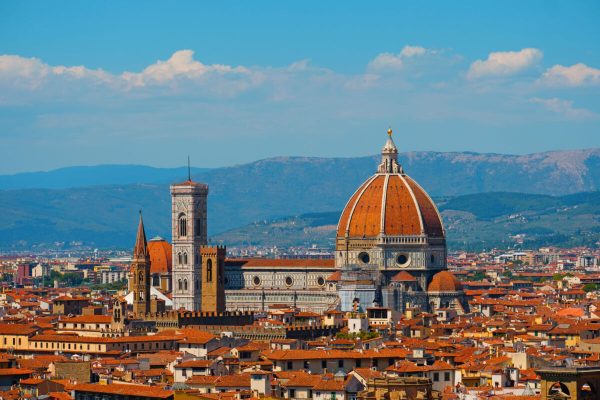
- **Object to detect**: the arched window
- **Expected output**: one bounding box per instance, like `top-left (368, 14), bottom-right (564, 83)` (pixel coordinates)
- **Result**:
top-left (178, 279), bottom-right (182, 291)
top-left (152, 274), bottom-right (159, 287)
top-left (179, 214), bottom-right (187, 237)
top-left (195, 219), bottom-right (201, 237)
top-left (183, 252), bottom-right (188, 265)
top-left (184, 279), bottom-right (188, 291)
top-left (138, 271), bottom-right (144, 283)
top-left (207, 259), bottom-right (213, 282)
top-left (178, 253), bottom-right (182, 265)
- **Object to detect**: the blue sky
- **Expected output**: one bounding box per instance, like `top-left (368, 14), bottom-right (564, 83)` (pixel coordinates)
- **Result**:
top-left (1, 1), bottom-right (599, 173)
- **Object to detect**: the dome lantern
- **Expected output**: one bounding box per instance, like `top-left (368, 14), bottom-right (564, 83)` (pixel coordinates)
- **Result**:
top-left (378, 128), bottom-right (403, 174)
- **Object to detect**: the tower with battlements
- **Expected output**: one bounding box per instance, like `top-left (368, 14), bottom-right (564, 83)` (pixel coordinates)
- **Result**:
top-left (201, 245), bottom-right (226, 313)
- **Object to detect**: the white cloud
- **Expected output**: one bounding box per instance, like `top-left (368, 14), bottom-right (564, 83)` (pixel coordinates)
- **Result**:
top-left (400, 46), bottom-right (427, 58)
top-left (530, 97), bottom-right (597, 120)
top-left (121, 50), bottom-right (249, 87)
top-left (0, 50), bottom-right (257, 98)
top-left (467, 48), bottom-right (542, 79)
top-left (0, 54), bottom-right (112, 90)
top-left (367, 45), bottom-right (430, 72)
top-left (540, 63), bottom-right (600, 87)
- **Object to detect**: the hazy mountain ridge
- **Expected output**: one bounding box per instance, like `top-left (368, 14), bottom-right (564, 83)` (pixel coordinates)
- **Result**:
top-left (1, 148), bottom-right (600, 250)
top-left (0, 165), bottom-right (210, 190)
top-left (2, 148), bottom-right (600, 195)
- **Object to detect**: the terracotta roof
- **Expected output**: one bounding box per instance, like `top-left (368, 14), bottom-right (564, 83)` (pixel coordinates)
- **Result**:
top-left (214, 374), bottom-right (251, 388)
top-left (428, 271), bottom-right (463, 292)
top-left (0, 368), bottom-right (34, 376)
top-left (148, 239), bottom-right (172, 274)
top-left (226, 258), bottom-right (335, 268)
top-left (59, 315), bottom-right (112, 324)
top-left (176, 360), bottom-right (214, 368)
top-left (72, 383), bottom-right (173, 399)
top-left (391, 271), bottom-right (417, 282)
top-left (0, 323), bottom-right (39, 336)
top-left (336, 173), bottom-right (444, 240)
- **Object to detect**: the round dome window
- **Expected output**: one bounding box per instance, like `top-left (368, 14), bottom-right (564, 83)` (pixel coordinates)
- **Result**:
top-left (317, 277), bottom-right (325, 286)
top-left (285, 276), bottom-right (294, 286)
top-left (253, 276), bottom-right (261, 286)
top-left (397, 254), bottom-right (408, 265)
top-left (358, 252), bottom-right (370, 264)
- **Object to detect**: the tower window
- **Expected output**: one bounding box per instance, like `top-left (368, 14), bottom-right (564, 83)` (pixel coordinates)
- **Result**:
top-left (183, 252), bottom-right (188, 265)
top-left (178, 253), bottom-right (183, 265)
top-left (178, 279), bottom-right (182, 291)
top-left (195, 218), bottom-right (201, 236)
top-left (184, 279), bottom-right (188, 291)
top-left (207, 259), bottom-right (213, 282)
top-left (179, 214), bottom-right (187, 237)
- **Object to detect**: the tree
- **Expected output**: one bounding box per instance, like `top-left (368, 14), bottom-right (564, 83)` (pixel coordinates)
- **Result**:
top-left (583, 283), bottom-right (599, 293)
top-left (472, 271), bottom-right (487, 281)
top-left (552, 273), bottom-right (564, 281)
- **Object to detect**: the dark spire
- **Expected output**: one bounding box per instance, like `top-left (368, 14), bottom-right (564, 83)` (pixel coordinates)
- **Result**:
top-left (133, 211), bottom-right (148, 260)
top-left (187, 155), bottom-right (191, 181)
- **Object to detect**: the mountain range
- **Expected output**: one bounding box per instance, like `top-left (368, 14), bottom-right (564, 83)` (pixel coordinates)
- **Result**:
top-left (1, 148), bottom-right (599, 250)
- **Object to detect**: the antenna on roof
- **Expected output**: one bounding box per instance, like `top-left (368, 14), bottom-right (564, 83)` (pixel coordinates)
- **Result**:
top-left (187, 155), bottom-right (191, 181)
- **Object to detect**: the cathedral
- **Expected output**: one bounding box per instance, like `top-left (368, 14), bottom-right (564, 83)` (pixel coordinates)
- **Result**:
top-left (129, 129), bottom-right (468, 315)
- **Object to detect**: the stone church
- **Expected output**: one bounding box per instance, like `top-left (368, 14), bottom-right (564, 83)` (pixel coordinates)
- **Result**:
top-left (131, 129), bottom-right (468, 315)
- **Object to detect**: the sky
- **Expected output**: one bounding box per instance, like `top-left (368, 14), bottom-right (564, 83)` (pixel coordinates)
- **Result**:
top-left (0, 1), bottom-right (599, 174)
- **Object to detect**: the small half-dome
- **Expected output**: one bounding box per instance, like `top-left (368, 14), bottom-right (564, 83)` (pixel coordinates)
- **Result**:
top-left (428, 271), bottom-right (462, 292)
top-left (148, 237), bottom-right (172, 274)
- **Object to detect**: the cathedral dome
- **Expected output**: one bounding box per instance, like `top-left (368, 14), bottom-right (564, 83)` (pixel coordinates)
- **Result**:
top-left (148, 237), bottom-right (172, 274)
top-left (427, 271), bottom-right (462, 292)
top-left (336, 129), bottom-right (444, 243)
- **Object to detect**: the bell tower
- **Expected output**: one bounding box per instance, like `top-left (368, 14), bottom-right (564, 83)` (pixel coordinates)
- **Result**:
top-left (171, 177), bottom-right (208, 311)
top-left (200, 246), bottom-right (226, 313)
top-left (131, 213), bottom-right (151, 317)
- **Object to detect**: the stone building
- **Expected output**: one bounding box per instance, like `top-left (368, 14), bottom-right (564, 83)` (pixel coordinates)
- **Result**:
top-left (335, 129), bottom-right (465, 314)
top-left (171, 179), bottom-right (208, 311)
top-left (126, 128), bottom-right (467, 316)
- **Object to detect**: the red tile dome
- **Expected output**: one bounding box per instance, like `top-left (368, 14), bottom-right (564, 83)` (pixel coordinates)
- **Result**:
top-left (336, 130), bottom-right (444, 244)
top-left (428, 271), bottom-right (463, 292)
top-left (337, 174), bottom-right (444, 240)
top-left (148, 237), bottom-right (172, 274)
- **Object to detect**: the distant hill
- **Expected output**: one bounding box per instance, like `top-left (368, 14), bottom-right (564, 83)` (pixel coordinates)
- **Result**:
top-left (1, 148), bottom-right (600, 250)
top-left (213, 192), bottom-right (600, 251)
top-left (0, 165), bottom-right (210, 190)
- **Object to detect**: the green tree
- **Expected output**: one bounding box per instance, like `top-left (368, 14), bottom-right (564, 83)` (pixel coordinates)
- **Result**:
top-left (583, 283), bottom-right (599, 292)
top-left (552, 273), bottom-right (564, 281)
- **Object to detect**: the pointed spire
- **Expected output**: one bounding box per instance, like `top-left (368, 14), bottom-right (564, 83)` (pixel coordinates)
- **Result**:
top-left (133, 210), bottom-right (148, 260)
